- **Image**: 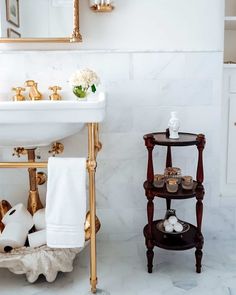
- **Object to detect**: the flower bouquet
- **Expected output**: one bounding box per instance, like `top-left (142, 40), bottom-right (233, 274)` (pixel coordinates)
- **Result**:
top-left (69, 68), bottom-right (100, 100)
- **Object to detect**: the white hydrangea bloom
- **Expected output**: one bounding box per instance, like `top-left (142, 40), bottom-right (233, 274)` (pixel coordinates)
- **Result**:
top-left (69, 68), bottom-right (100, 90)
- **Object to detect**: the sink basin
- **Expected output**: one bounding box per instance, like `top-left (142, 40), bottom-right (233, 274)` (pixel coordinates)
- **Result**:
top-left (0, 92), bottom-right (106, 147)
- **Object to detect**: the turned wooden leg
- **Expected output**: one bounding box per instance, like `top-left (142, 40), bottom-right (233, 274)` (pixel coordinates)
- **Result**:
top-left (195, 200), bottom-right (204, 273)
top-left (146, 198), bottom-right (154, 273)
top-left (195, 134), bottom-right (205, 273)
top-left (195, 184), bottom-right (204, 273)
top-left (195, 246), bottom-right (203, 273)
top-left (146, 247), bottom-right (154, 273)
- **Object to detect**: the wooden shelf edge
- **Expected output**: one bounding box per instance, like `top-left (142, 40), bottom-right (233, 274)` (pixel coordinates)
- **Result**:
top-left (144, 220), bottom-right (199, 251)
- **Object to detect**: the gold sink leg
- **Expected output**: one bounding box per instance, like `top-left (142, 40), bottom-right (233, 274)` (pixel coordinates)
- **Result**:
top-left (26, 149), bottom-right (43, 215)
top-left (88, 123), bottom-right (98, 293)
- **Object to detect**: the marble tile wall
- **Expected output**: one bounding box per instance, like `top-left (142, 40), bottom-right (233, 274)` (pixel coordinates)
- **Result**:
top-left (0, 50), bottom-right (226, 241)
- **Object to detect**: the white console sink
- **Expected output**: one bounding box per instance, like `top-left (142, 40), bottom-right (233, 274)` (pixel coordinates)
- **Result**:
top-left (0, 92), bottom-right (106, 147)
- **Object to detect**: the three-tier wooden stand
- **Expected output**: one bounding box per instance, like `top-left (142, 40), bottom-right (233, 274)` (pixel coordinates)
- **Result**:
top-left (143, 132), bottom-right (206, 274)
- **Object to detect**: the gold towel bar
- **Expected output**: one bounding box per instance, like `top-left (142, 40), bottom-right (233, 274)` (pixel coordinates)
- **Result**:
top-left (0, 161), bottom-right (92, 169)
top-left (0, 162), bottom-right (48, 168)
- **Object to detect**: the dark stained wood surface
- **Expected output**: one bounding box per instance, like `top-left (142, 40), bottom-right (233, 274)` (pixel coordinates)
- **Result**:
top-left (144, 180), bottom-right (199, 200)
top-left (143, 132), bottom-right (198, 147)
top-left (144, 220), bottom-right (198, 251)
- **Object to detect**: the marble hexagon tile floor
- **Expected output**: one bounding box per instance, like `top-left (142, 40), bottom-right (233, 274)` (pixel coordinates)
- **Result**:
top-left (0, 238), bottom-right (235, 295)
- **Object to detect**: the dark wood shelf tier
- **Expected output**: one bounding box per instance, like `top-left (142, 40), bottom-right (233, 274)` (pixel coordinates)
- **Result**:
top-left (144, 220), bottom-right (200, 251)
top-left (144, 181), bottom-right (201, 200)
top-left (143, 132), bottom-right (199, 147)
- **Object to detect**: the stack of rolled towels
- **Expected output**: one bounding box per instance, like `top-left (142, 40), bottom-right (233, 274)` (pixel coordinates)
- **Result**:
top-left (0, 203), bottom-right (46, 253)
top-left (163, 215), bottom-right (184, 233)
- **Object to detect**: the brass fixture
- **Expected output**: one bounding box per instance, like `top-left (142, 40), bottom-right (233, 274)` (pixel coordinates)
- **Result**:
top-left (12, 147), bottom-right (27, 157)
top-left (0, 123), bottom-right (101, 293)
top-left (37, 172), bottom-right (47, 185)
top-left (48, 142), bottom-right (64, 156)
top-left (85, 211), bottom-right (101, 241)
top-left (0, 200), bottom-right (12, 217)
top-left (0, 222), bottom-right (4, 233)
top-left (0, 0), bottom-right (82, 43)
top-left (49, 86), bottom-right (62, 101)
top-left (12, 87), bottom-right (26, 101)
top-left (24, 80), bottom-right (43, 101)
top-left (26, 149), bottom-right (44, 215)
top-left (0, 200), bottom-right (12, 232)
top-left (90, 0), bottom-right (114, 12)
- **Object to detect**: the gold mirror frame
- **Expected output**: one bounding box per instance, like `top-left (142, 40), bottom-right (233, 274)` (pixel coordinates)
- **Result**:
top-left (0, 0), bottom-right (82, 43)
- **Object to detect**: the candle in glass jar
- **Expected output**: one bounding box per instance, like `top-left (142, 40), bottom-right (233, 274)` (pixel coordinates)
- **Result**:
top-left (182, 176), bottom-right (194, 190)
top-left (153, 174), bottom-right (165, 188)
top-left (166, 178), bottom-right (178, 193)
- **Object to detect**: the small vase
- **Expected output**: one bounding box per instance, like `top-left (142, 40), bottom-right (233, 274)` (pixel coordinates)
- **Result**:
top-left (168, 111), bottom-right (180, 139)
top-left (73, 86), bottom-right (87, 100)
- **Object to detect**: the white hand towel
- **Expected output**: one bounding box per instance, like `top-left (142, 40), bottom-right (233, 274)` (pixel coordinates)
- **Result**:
top-left (46, 157), bottom-right (87, 248)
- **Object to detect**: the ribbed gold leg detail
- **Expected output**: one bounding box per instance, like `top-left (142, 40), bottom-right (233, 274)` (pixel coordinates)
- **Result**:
top-left (88, 123), bottom-right (98, 293)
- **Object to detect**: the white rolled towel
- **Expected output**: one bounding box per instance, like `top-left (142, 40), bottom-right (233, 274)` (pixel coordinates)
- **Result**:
top-left (174, 222), bottom-right (183, 233)
top-left (2, 203), bottom-right (34, 231)
top-left (0, 222), bottom-right (28, 252)
top-left (168, 216), bottom-right (178, 225)
top-left (33, 209), bottom-right (46, 231)
top-left (28, 230), bottom-right (46, 248)
top-left (165, 224), bottom-right (174, 233)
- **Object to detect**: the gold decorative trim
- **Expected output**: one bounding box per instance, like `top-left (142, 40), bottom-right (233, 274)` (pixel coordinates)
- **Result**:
top-left (0, 38), bottom-right (71, 43)
top-left (90, 4), bottom-right (114, 12)
top-left (70, 0), bottom-right (82, 42)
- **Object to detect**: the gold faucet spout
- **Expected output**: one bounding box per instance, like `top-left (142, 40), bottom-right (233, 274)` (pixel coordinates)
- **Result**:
top-left (24, 80), bottom-right (43, 101)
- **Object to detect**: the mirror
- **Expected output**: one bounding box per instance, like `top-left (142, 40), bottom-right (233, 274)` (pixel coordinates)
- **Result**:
top-left (0, 0), bottom-right (82, 42)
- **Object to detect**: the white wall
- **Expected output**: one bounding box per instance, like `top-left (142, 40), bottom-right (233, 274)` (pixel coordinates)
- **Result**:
top-left (79, 0), bottom-right (224, 51)
top-left (0, 0), bottom-right (228, 241)
top-left (0, 0), bottom-right (224, 51)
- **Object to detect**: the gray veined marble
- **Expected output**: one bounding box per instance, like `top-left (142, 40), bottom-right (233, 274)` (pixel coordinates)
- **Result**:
top-left (0, 237), bottom-right (235, 295)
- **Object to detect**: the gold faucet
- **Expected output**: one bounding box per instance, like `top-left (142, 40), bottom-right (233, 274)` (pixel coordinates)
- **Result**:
top-left (12, 87), bottom-right (26, 101)
top-left (49, 86), bottom-right (62, 101)
top-left (24, 80), bottom-right (43, 101)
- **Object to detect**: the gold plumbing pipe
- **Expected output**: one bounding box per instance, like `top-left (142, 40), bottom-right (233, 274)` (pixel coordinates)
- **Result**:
top-left (26, 149), bottom-right (43, 215)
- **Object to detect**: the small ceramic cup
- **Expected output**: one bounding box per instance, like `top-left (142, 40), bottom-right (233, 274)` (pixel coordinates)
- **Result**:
top-left (182, 176), bottom-right (194, 190)
top-left (153, 174), bottom-right (165, 188)
top-left (166, 178), bottom-right (178, 193)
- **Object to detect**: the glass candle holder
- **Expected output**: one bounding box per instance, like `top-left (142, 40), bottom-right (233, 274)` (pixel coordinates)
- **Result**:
top-left (182, 176), bottom-right (194, 190)
top-left (164, 167), bottom-right (182, 184)
top-left (166, 178), bottom-right (179, 193)
top-left (153, 174), bottom-right (165, 188)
